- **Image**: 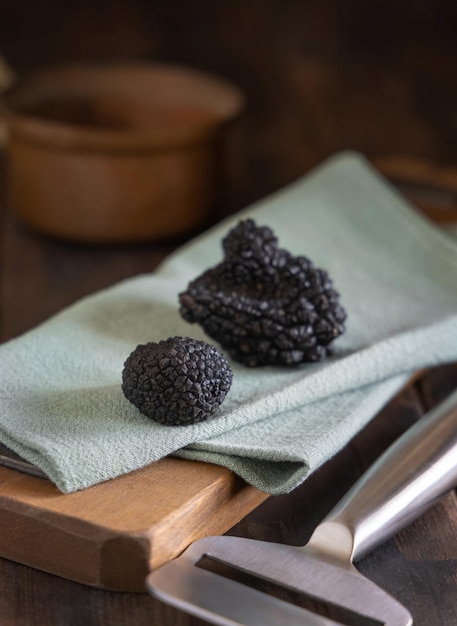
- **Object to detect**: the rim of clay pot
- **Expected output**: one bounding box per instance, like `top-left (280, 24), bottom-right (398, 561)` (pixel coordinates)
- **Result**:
top-left (2, 62), bottom-right (245, 153)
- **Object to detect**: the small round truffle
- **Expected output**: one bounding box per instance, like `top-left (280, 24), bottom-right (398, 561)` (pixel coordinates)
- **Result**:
top-left (122, 336), bottom-right (233, 426)
top-left (179, 219), bottom-right (347, 367)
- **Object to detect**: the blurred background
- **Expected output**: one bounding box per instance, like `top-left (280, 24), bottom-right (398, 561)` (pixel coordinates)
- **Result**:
top-left (1, 0), bottom-right (457, 339)
top-left (2, 0), bottom-right (457, 202)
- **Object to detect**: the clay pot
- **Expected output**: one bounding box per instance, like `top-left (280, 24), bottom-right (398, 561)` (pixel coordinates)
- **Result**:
top-left (2, 62), bottom-right (244, 243)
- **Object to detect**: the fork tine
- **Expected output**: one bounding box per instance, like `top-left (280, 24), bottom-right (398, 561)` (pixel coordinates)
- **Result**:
top-left (147, 561), bottom-right (342, 626)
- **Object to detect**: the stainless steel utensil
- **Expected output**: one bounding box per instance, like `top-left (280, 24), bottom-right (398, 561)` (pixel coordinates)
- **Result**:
top-left (147, 389), bottom-right (457, 625)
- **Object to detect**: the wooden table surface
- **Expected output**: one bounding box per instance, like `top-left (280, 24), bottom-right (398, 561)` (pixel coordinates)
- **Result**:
top-left (1, 1), bottom-right (457, 624)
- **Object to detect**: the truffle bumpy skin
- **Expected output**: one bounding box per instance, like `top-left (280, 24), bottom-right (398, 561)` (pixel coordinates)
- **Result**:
top-left (122, 337), bottom-right (233, 425)
top-left (179, 219), bottom-right (347, 366)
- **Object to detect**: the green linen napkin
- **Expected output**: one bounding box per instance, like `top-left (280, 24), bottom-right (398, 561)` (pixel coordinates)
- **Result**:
top-left (1, 151), bottom-right (457, 494)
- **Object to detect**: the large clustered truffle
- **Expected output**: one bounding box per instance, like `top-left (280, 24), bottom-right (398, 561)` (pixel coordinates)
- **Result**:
top-left (179, 219), bottom-right (347, 367)
top-left (122, 336), bottom-right (233, 426)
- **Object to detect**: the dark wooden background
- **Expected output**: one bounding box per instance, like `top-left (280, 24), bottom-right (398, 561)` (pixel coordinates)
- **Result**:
top-left (1, 1), bottom-right (457, 624)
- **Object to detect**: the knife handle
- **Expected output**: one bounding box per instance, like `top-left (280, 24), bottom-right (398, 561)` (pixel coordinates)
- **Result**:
top-left (308, 388), bottom-right (457, 562)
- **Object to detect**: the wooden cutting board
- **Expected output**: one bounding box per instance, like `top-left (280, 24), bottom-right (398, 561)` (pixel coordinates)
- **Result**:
top-left (0, 372), bottom-right (428, 594)
top-left (0, 457), bottom-right (268, 592)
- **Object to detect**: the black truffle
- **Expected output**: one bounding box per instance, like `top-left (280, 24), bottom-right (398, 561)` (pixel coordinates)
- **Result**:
top-left (179, 219), bottom-right (347, 366)
top-left (122, 337), bottom-right (233, 425)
